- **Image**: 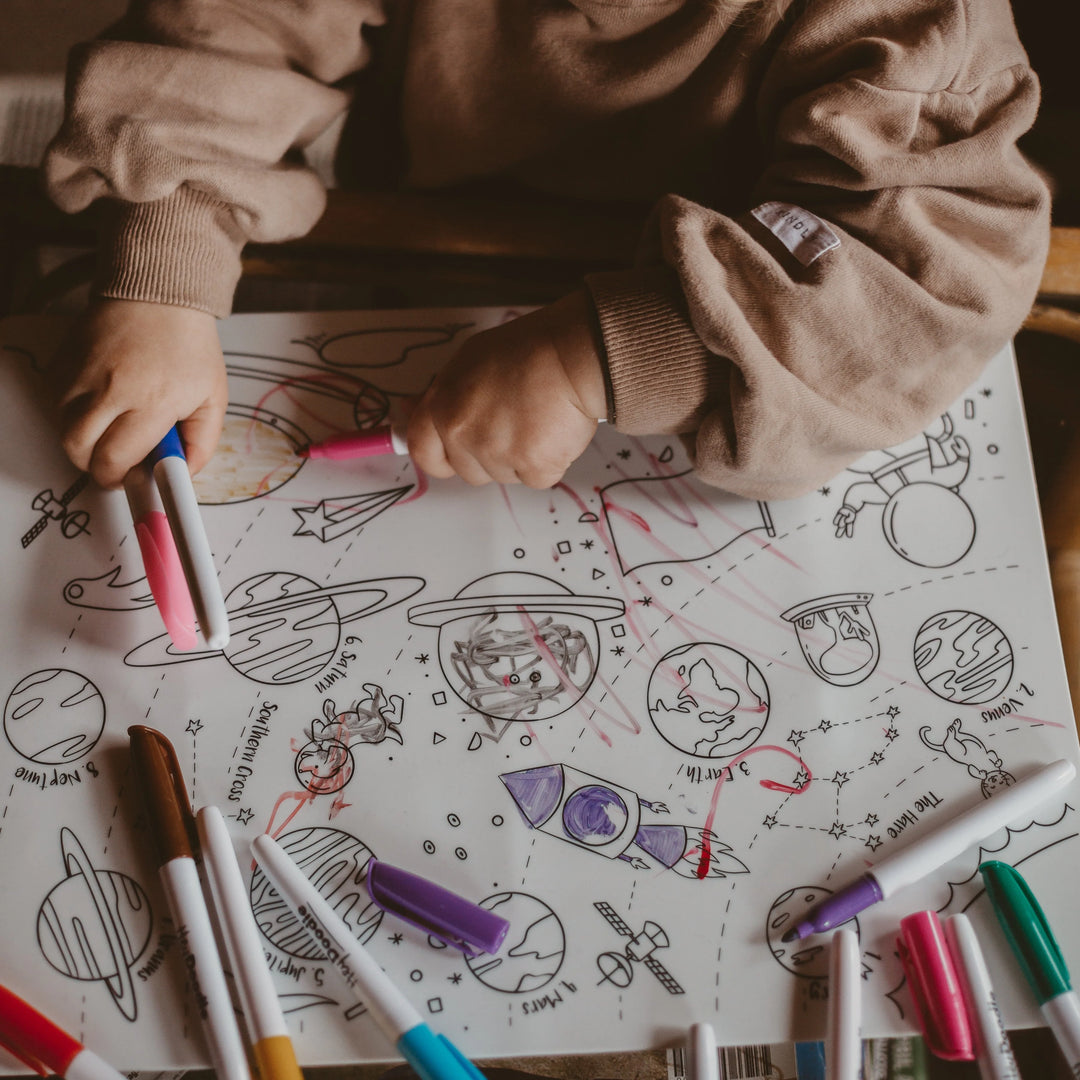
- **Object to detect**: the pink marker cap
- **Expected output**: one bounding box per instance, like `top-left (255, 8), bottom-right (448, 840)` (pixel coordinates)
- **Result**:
top-left (135, 511), bottom-right (198, 651)
top-left (897, 910), bottom-right (975, 1061)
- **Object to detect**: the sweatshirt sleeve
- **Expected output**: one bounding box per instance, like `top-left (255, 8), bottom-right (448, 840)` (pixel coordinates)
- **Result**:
top-left (43, 0), bottom-right (386, 317)
top-left (586, 0), bottom-right (1050, 500)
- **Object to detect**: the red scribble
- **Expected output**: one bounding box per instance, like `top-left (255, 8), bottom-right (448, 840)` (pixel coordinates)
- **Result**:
top-left (264, 789), bottom-right (316, 838)
top-left (603, 503), bottom-right (651, 533)
top-left (398, 466), bottom-right (429, 504)
top-left (696, 743), bottom-right (813, 879)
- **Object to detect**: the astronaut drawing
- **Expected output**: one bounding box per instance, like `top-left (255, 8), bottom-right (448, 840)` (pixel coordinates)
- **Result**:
top-left (832, 415), bottom-right (975, 567)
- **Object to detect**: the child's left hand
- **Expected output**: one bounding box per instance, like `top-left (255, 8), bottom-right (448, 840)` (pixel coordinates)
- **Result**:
top-left (405, 290), bottom-right (608, 488)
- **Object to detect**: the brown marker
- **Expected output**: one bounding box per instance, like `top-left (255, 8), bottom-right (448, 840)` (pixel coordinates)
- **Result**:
top-left (128, 726), bottom-right (251, 1080)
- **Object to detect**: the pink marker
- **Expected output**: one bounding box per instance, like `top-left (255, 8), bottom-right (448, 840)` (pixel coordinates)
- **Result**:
top-left (123, 461), bottom-right (198, 651)
top-left (300, 426), bottom-right (408, 461)
top-left (898, 910), bottom-right (975, 1062)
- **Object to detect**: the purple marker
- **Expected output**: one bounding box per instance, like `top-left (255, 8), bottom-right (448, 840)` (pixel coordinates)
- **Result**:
top-left (366, 860), bottom-right (509, 957)
top-left (782, 758), bottom-right (1074, 941)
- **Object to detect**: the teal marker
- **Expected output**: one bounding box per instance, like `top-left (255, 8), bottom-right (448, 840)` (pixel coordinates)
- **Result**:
top-left (980, 861), bottom-right (1080, 1077)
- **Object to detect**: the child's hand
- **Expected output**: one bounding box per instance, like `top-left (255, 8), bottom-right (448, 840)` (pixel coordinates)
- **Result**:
top-left (406, 290), bottom-right (607, 488)
top-left (54, 299), bottom-right (228, 489)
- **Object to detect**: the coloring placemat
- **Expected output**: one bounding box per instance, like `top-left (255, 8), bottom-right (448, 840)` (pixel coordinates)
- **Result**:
top-left (0, 309), bottom-right (1077, 1069)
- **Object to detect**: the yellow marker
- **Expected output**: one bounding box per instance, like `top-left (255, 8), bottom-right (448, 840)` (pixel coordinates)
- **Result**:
top-left (196, 806), bottom-right (304, 1080)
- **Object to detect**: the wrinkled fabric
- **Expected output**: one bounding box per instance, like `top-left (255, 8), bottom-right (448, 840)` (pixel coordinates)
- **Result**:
top-left (44, 0), bottom-right (1050, 498)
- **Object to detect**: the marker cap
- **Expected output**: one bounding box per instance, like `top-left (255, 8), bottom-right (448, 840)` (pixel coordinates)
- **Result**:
top-left (980, 860), bottom-right (1073, 1004)
top-left (398, 1024), bottom-right (485, 1080)
top-left (147, 426), bottom-right (186, 464)
top-left (897, 911), bottom-right (974, 1061)
top-left (367, 860), bottom-right (510, 957)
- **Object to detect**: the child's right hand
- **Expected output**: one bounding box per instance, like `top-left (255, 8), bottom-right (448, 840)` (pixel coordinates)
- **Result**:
top-left (54, 299), bottom-right (228, 489)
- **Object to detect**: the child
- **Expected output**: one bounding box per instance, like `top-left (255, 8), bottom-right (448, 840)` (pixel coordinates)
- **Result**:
top-left (44, 0), bottom-right (1050, 500)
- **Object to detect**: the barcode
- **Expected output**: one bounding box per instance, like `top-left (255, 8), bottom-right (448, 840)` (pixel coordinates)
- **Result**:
top-left (668, 1043), bottom-right (778, 1080)
top-left (720, 1044), bottom-right (774, 1079)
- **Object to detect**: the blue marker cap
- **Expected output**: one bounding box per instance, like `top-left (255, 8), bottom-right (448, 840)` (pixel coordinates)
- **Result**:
top-left (398, 1024), bottom-right (485, 1080)
top-left (148, 425), bottom-right (186, 465)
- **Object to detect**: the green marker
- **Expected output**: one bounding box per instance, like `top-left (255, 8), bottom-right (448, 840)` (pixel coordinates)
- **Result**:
top-left (980, 861), bottom-right (1080, 1077)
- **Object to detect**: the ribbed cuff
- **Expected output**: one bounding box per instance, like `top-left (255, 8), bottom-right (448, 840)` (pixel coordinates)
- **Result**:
top-left (95, 186), bottom-right (247, 318)
top-left (585, 265), bottom-right (720, 434)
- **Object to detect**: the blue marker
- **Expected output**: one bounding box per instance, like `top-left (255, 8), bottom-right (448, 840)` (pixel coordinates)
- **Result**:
top-left (148, 427), bottom-right (230, 649)
top-left (252, 834), bottom-right (484, 1080)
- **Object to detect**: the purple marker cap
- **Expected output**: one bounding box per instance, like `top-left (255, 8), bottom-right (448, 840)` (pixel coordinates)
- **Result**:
top-left (782, 873), bottom-right (884, 941)
top-left (367, 859), bottom-right (510, 957)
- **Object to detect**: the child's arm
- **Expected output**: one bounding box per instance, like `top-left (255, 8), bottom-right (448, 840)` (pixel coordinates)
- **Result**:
top-left (580, 0), bottom-right (1051, 500)
top-left (405, 291), bottom-right (607, 488)
top-left (42, 1), bottom-right (377, 479)
top-left (55, 300), bottom-right (227, 488)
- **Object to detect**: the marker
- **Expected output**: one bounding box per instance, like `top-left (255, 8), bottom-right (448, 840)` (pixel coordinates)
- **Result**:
top-left (897, 911), bottom-right (973, 1061)
top-left (300, 427), bottom-right (408, 461)
top-left (980, 860), bottom-right (1080, 1075)
top-left (366, 859), bottom-right (510, 957)
top-left (944, 913), bottom-right (1020, 1080)
top-left (782, 758), bottom-right (1076, 941)
top-left (826, 928), bottom-right (862, 1080)
top-left (0, 982), bottom-right (126, 1080)
top-left (128, 726), bottom-right (250, 1080)
top-left (300, 419), bottom-right (606, 463)
top-left (148, 427), bottom-right (230, 649)
top-left (687, 1021), bottom-right (719, 1080)
top-left (122, 460), bottom-right (198, 651)
top-left (196, 806), bottom-right (303, 1080)
top-left (251, 833), bottom-right (484, 1080)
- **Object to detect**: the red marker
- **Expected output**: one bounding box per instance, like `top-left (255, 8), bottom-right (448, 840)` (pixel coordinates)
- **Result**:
top-left (300, 426), bottom-right (408, 461)
top-left (0, 982), bottom-right (126, 1080)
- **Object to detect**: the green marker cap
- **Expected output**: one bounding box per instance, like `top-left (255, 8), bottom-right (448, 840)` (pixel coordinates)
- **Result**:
top-left (980, 860), bottom-right (1072, 1005)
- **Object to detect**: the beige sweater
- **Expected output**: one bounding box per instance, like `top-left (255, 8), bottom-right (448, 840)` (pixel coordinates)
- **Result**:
top-left (43, 0), bottom-right (1050, 499)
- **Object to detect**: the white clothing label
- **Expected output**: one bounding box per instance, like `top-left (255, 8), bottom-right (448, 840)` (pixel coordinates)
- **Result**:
top-left (751, 201), bottom-right (840, 266)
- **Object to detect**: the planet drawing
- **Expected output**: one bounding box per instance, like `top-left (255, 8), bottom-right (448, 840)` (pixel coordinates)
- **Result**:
top-left (913, 610), bottom-right (1014, 704)
top-left (767, 886), bottom-right (856, 980)
top-left (36, 828), bottom-right (152, 1020)
top-left (4, 668), bottom-right (106, 764)
top-left (124, 571), bottom-right (425, 685)
top-left (647, 642), bottom-right (769, 758)
top-left (408, 572), bottom-right (624, 721)
top-left (249, 827), bottom-right (382, 958)
top-left (465, 892), bottom-right (565, 993)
